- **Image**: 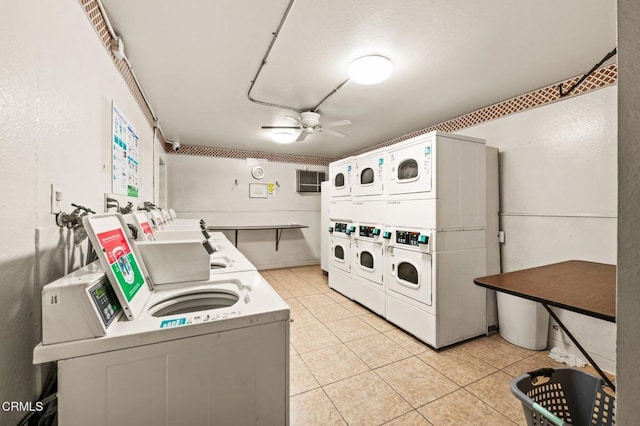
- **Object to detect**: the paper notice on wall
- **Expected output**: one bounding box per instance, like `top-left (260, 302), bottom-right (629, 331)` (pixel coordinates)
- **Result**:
top-left (267, 183), bottom-right (276, 195)
top-left (112, 103), bottom-right (140, 197)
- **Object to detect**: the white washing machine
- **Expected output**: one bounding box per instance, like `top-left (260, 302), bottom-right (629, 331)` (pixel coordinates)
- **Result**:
top-left (34, 214), bottom-right (289, 425)
top-left (129, 211), bottom-right (207, 243)
top-left (385, 226), bottom-right (487, 348)
top-left (385, 131), bottom-right (486, 229)
top-left (351, 223), bottom-right (386, 316)
top-left (352, 148), bottom-right (386, 224)
top-left (150, 209), bottom-right (202, 230)
top-left (128, 212), bottom-right (255, 278)
top-left (148, 209), bottom-right (169, 230)
top-left (328, 220), bottom-right (355, 299)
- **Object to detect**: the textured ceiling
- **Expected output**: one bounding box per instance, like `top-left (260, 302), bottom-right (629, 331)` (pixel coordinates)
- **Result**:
top-left (101, 0), bottom-right (616, 158)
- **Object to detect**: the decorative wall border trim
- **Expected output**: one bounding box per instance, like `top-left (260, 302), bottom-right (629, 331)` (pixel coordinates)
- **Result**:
top-left (348, 64), bottom-right (617, 157)
top-left (79, 0), bottom-right (160, 143)
top-left (171, 146), bottom-right (332, 166)
top-left (80, 1), bottom-right (616, 165)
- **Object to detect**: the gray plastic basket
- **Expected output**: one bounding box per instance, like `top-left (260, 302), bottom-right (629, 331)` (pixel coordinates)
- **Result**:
top-left (511, 368), bottom-right (615, 426)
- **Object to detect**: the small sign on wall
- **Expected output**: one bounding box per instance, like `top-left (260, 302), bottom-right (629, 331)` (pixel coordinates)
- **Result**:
top-left (249, 183), bottom-right (268, 198)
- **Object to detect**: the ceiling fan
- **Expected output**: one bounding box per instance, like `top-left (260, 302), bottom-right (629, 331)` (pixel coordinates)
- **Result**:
top-left (262, 111), bottom-right (351, 142)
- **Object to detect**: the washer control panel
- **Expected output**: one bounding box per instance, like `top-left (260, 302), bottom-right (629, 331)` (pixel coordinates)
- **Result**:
top-left (89, 277), bottom-right (120, 327)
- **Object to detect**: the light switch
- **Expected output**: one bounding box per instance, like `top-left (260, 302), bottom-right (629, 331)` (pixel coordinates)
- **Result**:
top-left (50, 184), bottom-right (62, 214)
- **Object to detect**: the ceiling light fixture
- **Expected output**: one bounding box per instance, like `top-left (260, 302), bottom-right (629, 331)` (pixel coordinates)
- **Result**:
top-left (271, 131), bottom-right (296, 144)
top-left (348, 55), bottom-right (393, 85)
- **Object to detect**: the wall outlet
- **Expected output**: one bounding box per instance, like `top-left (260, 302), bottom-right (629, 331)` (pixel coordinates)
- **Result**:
top-left (50, 184), bottom-right (62, 214)
top-left (498, 230), bottom-right (506, 244)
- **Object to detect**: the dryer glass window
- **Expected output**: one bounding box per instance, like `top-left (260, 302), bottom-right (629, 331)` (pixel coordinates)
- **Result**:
top-left (334, 245), bottom-right (345, 260)
top-left (360, 168), bottom-right (374, 185)
top-left (334, 173), bottom-right (345, 188)
top-left (398, 159), bottom-right (418, 180)
top-left (398, 262), bottom-right (419, 285)
top-left (360, 251), bottom-right (374, 269)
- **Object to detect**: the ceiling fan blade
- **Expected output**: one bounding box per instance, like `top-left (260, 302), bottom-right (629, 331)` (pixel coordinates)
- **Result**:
top-left (261, 126), bottom-right (301, 129)
top-left (320, 128), bottom-right (347, 137)
top-left (284, 115), bottom-right (302, 124)
top-left (296, 130), bottom-right (310, 142)
top-left (323, 119), bottom-right (351, 127)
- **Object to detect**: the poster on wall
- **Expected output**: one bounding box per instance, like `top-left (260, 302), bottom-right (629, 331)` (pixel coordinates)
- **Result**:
top-left (112, 103), bottom-right (140, 197)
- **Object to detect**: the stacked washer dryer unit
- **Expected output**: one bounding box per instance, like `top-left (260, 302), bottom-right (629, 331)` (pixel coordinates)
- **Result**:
top-left (327, 131), bottom-right (497, 349)
top-left (350, 148), bottom-right (387, 316)
top-left (328, 157), bottom-right (355, 297)
top-left (384, 132), bottom-right (491, 348)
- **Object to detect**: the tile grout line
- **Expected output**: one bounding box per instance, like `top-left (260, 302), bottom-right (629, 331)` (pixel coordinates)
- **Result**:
top-left (281, 267), bottom-right (524, 424)
top-left (318, 386), bottom-right (350, 425)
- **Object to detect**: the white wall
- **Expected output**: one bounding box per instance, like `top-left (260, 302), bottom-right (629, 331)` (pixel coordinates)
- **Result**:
top-left (0, 3), bottom-right (39, 423)
top-left (0, 1), bottom-right (158, 423)
top-left (617, 0), bottom-right (640, 420)
top-left (457, 86), bottom-right (617, 372)
top-left (168, 155), bottom-right (327, 269)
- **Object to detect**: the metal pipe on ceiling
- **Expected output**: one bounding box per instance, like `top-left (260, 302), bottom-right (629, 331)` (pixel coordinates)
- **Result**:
top-left (247, 0), bottom-right (352, 114)
top-left (247, 0), bottom-right (299, 113)
top-left (96, 0), bottom-right (159, 125)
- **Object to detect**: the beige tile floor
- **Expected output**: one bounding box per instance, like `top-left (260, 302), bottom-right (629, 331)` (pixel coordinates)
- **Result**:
top-left (261, 266), bottom-right (611, 426)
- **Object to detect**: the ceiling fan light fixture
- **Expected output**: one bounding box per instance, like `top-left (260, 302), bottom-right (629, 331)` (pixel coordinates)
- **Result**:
top-left (271, 131), bottom-right (297, 144)
top-left (348, 55), bottom-right (393, 85)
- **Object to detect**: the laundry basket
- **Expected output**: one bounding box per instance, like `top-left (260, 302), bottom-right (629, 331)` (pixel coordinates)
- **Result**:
top-left (511, 368), bottom-right (615, 426)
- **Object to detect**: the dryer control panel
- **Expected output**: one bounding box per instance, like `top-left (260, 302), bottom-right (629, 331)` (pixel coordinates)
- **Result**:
top-left (359, 225), bottom-right (381, 238)
top-left (396, 230), bottom-right (428, 246)
top-left (333, 222), bottom-right (349, 233)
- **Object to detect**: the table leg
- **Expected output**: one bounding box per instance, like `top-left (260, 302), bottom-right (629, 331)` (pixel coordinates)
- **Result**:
top-left (541, 303), bottom-right (615, 391)
top-left (275, 228), bottom-right (284, 251)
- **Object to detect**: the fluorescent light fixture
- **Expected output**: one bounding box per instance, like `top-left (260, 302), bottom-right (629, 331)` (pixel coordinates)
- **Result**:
top-left (272, 131), bottom-right (296, 144)
top-left (348, 55), bottom-right (393, 85)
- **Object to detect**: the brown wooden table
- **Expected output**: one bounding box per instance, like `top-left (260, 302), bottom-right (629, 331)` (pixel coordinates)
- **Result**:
top-left (474, 260), bottom-right (616, 390)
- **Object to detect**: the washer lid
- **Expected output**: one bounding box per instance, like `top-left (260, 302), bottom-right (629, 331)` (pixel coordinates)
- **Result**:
top-left (84, 214), bottom-right (154, 320)
top-left (132, 211), bottom-right (157, 241)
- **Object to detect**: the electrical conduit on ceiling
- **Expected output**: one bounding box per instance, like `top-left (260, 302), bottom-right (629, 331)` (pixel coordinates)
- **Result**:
top-left (246, 0), bottom-right (350, 114)
top-left (96, 0), bottom-right (166, 139)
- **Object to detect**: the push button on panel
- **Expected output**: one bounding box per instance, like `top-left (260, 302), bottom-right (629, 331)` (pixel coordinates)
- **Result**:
top-left (382, 231), bottom-right (392, 239)
top-left (328, 227), bottom-right (334, 233)
top-left (372, 228), bottom-right (381, 236)
top-left (418, 235), bottom-right (429, 244)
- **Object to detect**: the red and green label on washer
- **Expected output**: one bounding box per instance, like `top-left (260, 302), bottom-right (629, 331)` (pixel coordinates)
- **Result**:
top-left (97, 229), bottom-right (145, 302)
